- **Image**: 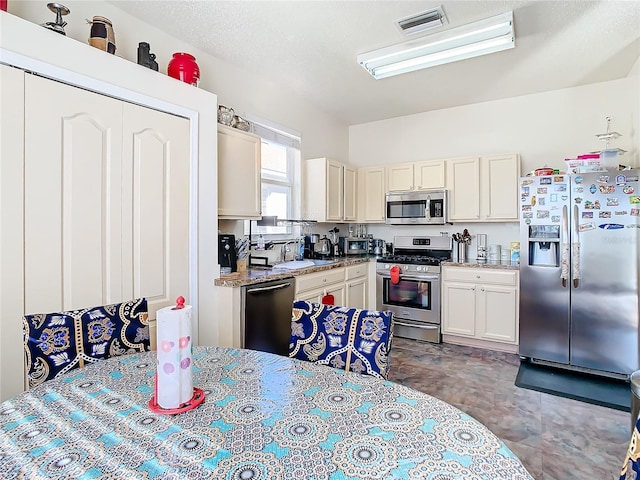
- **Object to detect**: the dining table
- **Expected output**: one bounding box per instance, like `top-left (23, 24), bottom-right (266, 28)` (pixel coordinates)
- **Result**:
top-left (0, 346), bottom-right (533, 479)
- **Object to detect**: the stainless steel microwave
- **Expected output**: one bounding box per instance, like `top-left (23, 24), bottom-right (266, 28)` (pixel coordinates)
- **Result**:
top-left (385, 190), bottom-right (448, 225)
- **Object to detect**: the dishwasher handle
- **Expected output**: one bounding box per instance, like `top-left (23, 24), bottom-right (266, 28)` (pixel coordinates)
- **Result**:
top-left (246, 282), bottom-right (293, 294)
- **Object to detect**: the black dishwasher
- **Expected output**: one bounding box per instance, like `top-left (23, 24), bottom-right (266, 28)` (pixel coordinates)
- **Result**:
top-left (241, 278), bottom-right (295, 356)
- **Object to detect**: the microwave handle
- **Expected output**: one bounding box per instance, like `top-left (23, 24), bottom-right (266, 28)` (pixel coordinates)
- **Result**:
top-left (425, 195), bottom-right (431, 221)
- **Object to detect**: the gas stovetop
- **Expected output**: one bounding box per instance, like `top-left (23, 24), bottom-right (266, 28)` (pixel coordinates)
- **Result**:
top-left (376, 254), bottom-right (449, 266)
top-left (381, 235), bottom-right (453, 266)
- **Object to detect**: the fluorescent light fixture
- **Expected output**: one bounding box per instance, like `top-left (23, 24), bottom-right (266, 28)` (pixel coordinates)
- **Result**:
top-left (358, 11), bottom-right (514, 79)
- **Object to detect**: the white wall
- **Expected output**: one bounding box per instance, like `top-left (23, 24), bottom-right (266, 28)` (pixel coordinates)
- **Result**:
top-left (349, 73), bottom-right (640, 252)
top-left (7, 1), bottom-right (349, 162)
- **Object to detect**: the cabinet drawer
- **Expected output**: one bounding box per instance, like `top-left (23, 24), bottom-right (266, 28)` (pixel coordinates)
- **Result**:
top-left (443, 267), bottom-right (517, 286)
top-left (296, 268), bottom-right (345, 293)
top-left (345, 263), bottom-right (367, 280)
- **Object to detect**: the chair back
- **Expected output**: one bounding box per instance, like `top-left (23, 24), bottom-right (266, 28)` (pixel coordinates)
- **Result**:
top-left (290, 300), bottom-right (394, 379)
top-left (23, 298), bottom-right (150, 388)
top-left (620, 412), bottom-right (640, 479)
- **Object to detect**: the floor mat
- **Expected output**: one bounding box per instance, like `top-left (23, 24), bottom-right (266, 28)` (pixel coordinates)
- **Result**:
top-left (515, 361), bottom-right (630, 412)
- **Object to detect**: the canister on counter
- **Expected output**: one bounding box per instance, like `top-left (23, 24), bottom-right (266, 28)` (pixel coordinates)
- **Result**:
top-left (501, 247), bottom-right (511, 264)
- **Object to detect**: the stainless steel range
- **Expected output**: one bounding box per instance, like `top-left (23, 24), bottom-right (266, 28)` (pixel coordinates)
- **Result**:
top-left (376, 235), bottom-right (452, 343)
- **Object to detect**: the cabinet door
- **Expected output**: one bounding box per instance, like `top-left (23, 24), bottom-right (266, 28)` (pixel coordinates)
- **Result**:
top-left (482, 154), bottom-right (520, 221)
top-left (343, 165), bottom-right (357, 221)
top-left (1, 65), bottom-right (25, 401)
top-left (326, 283), bottom-right (346, 307)
top-left (122, 102), bottom-right (191, 330)
top-left (346, 278), bottom-right (367, 309)
top-left (415, 160), bottom-right (445, 190)
top-left (447, 157), bottom-right (481, 221)
top-left (442, 282), bottom-right (476, 336)
top-left (326, 159), bottom-right (344, 221)
top-left (477, 284), bottom-right (518, 343)
top-left (24, 73), bottom-right (124, 314)
top-left (358, 166), bottom-right (386, 223)
top-left (218, 125), bottom-right (261, 219)
top-left (296, 288), bottom-right (323, 303)
top-left (386, 163), bottom-right (414, 192)
top-left (296, 284), bottom-right (345, 306)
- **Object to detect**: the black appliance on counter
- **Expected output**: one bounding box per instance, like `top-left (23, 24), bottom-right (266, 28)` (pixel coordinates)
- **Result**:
top-left (218, 234), bottom-right (237, 272)
top-left (304, 234), bottom-right (335, 259)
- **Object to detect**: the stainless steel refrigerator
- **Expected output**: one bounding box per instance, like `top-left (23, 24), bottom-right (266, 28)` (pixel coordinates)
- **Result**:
top-left (519, 169), bottom-right (640, 378)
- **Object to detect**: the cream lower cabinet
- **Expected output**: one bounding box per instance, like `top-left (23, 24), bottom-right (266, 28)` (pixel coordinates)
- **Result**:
top-left (442, 267), bottom-right (519, 352)
top-left (295, 268), bottom-right (346, 305)
top-left (345, 264), bottom-right (367, 309)
top-left (218, 124), bottom-right (261, 219)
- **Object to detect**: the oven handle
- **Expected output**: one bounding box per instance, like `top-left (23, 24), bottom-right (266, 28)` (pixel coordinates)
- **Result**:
top-left (394, 320), bottom-right (439, 330)
top-left (377, 273), bottom-right (440, 281)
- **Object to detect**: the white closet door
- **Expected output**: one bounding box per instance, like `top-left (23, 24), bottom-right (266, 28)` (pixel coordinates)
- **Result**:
top-left (1, 65), bottom-right (26, 402)
top-left (24, 74), bottom-right (124, 314)
top-left (121, 103), bottom-right (190, 327)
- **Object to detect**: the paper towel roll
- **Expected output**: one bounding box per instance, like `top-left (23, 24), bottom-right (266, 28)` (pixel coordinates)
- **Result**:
top-left (156, 303), bottom-right (193, 409)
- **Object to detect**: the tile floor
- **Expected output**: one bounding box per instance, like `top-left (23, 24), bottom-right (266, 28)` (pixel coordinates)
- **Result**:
top-left (387, 337), bottom-right (630, 480)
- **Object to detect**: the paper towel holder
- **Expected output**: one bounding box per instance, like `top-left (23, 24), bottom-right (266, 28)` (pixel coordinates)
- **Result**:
top-left (149, 295), bottom-right (206, 414)
top-left (149, 378), bottom-right (205, 415)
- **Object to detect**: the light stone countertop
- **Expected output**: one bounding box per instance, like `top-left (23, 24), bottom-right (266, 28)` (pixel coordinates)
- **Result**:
top-left (442, 260), bottom-right (520, 271)
top-left (214, 257), bottom-right (372, 287)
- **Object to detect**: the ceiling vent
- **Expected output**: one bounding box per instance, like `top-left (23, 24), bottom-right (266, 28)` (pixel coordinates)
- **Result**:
top-left (396, 6), bottom-right (448, 36)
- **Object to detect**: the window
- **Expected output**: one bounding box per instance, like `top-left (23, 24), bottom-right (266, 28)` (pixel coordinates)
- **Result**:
top-left (244, 116), bottom-right (301, 239)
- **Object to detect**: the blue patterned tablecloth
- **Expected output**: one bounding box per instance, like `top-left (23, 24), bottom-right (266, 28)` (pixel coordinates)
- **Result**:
top-left (0, 347), bottom-right (533, 479)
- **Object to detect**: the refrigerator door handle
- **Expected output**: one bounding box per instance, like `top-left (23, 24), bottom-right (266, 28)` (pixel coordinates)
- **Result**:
top-left (560, 204), bottom-right (569, 288)
top-left (572, 204), bottom-right (580, 288)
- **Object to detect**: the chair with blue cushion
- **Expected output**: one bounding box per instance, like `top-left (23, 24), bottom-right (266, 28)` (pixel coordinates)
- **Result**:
top-left (23, 298), bottom-right (150, 388)
top-left (290, 300), bottom-right (394, 379)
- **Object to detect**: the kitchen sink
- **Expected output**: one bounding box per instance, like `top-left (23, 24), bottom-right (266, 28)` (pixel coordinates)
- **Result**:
top-left (271, 259), bottom-right (339, 270)
top-left (309, 259), bottom-right (336, 266)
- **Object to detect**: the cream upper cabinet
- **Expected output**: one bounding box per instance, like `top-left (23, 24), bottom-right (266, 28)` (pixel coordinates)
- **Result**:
top-left (447, 156), bottom-right (481, 221)
top-left (357, 166), bottom-right (386, 223)
top-left (387, 160), bottom-right (446, 192)
top-left (442, 267), bottom-right (519, 350)
top-left (386, 163), bottom-right (415, 192)
top-left (447, 154), bottom-right (520, 222)
top-left (218, 124), bottom-right (262, 219)
top-left (415, 160), bottom-right (446, 190)
top-left (482, 154), bottom-right (521, 220)
top-left (304, 158), bottom-right (357, 223)
top-left (344, 165), bottom-right (357, 222)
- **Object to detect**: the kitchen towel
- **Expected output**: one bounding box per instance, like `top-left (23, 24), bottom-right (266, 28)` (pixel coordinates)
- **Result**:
top-left (156, 299), bottom-right (193, 409)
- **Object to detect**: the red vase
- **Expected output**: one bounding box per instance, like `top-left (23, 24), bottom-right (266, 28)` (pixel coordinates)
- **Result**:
top-left (167, 52), bottom-right (200, 86)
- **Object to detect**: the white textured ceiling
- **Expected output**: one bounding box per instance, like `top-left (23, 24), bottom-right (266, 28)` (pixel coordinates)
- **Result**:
top-left (112, 0), bottom-right (640, 126)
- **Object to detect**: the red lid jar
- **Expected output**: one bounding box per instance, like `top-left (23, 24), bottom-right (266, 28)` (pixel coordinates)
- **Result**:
top-left (167, 52), bottom-right (200, 86)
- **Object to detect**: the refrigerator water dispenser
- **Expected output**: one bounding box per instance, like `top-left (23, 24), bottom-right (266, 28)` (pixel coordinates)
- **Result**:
top-left (528, 225), bottom-right (560, 267)
top-left (530, 241), bottom-right (558, 267)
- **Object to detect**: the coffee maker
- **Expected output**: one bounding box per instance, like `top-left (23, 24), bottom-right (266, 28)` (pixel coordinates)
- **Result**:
top-left (303, 234), bottom-right (319, 259)
top-left (218, 234), bottom-right (237, 272)
top-left (372, 239), bottom-right (386, 256)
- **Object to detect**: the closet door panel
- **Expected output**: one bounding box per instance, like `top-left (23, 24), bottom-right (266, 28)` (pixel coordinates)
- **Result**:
top-left (24, 74), bottom-right (123, 314)
top-left (122, 103), bottom-right (190, 321)
top-left (1, 65), bottom-right (26, 401)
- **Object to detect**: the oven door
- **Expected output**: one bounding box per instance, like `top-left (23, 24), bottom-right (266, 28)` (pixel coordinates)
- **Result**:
top-left (376, 272), bottom-right (441, 324)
